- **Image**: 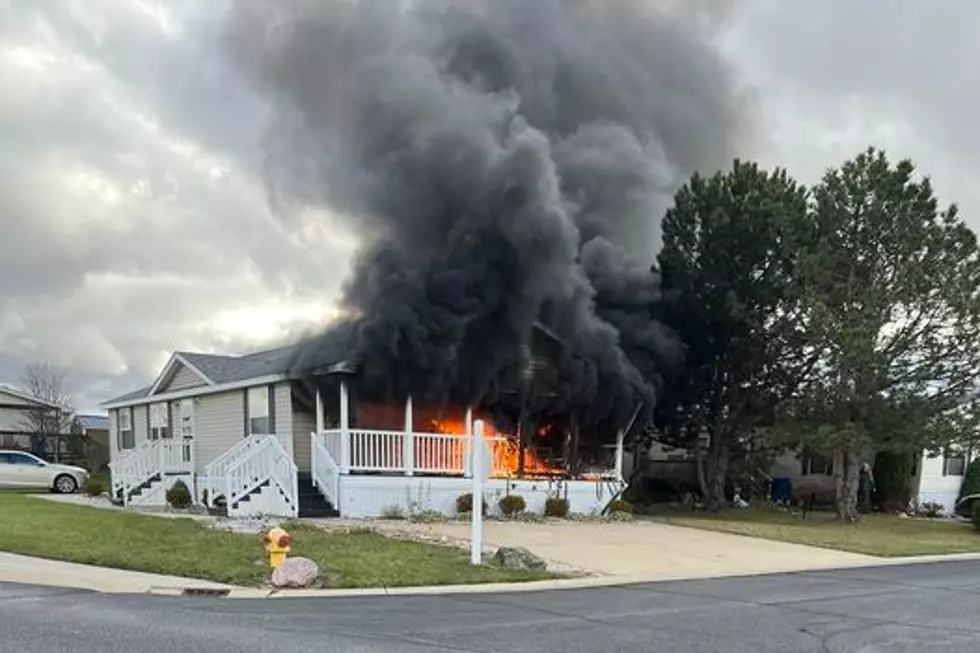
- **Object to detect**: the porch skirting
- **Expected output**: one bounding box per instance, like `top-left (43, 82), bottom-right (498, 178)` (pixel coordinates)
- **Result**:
top-left (337, 475), bottom-right (622, 519)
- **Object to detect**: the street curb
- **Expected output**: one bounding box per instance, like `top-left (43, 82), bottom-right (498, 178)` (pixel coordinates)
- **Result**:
top-left (141, 552), bottom-right (980, 600)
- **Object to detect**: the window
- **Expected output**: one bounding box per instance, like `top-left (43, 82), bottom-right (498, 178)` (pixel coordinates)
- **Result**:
top-left (943, 448), bottom-right (967, 477)
top-left (149, 403), bottom-right (170, 440)
top-left (801, 449), bottom-right (833, 476)
top-left (247, 386), bottom-right (271, 435)
top-left (4, 452), bottom-right (45, 466)
top-left (118, 409), bottom-right (134, 450)
top-left (179, 400), bottom-right (194, 438)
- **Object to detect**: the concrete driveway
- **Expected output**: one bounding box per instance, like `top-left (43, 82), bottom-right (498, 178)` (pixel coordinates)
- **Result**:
top-left (339, 519), bottom-right (878, 581)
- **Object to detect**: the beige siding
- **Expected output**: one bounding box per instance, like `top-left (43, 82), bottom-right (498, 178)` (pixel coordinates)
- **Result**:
top-left (273, 383), bottom-right (295, 460)
top-left (133, 405), bottom-right (149, 445)
top-left (108, 410), bottom-right (118, 459)
top-left (293, 406), bottom-right (315, 474)
top-left (193, 390), bottom-right (245, 473)
top-left (159, 363), bottom-right (207, 393)
top-left (0, 406), bottom-right (28, 433)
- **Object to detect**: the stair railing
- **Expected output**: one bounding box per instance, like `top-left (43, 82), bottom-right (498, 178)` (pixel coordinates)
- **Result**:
top-left (311, 431), bottom-right (341, 511)
top-left (224, 434), bottom-right (298, 518)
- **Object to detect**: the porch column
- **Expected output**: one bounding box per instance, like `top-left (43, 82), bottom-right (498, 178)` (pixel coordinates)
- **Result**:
top-left (463, 406), bottom-right (473, 478)
top-left (615, 428), bottom-right (625, 483)
top-left (314, 388), bottom-right (324, 437)
top-left (403, 395), bottom-right (414, 476)
top-left (339, 381), bottom-right (350, 474)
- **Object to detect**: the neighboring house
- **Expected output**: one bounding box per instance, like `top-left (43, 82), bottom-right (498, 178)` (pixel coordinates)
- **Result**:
top-left (0, 385), bottom-right (72, 460)
top-left (102, 337), bottom-right (626, 520)
top-left (74, 414), bottom-right (110, 471)
top-left (636, 437), bottom-right (977, 514)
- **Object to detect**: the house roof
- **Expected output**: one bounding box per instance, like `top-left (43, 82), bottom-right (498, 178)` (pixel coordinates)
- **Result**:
top-left (102, 343), bottom-right (305, 406)
top-left (0, 385), bottom-right (68, 410)
top-left (76, 414), bottom-right (109, 431)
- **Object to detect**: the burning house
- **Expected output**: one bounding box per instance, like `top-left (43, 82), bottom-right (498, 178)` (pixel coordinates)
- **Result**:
top-left (102, 1), bottom-right (745, 518)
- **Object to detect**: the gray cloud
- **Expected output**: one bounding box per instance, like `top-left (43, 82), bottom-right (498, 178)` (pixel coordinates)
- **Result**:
top-left (1, 0), bottom-right (976, 412)
top-left (0, 0), bottom-right (351, 410)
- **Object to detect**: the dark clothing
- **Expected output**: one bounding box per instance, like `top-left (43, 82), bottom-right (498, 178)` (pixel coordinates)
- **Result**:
top-left (858, 469), bottom-right (875, 513)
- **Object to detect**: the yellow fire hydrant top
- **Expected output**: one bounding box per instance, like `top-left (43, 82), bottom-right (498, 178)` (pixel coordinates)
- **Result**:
top-left (263, 526), bottom-right (291, 568)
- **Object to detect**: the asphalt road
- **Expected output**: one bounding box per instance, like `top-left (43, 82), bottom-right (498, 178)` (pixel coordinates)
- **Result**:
top-left (2, 561), bottom-right (979, 652)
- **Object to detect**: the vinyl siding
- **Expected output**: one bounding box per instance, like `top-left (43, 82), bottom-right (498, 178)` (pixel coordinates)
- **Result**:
top-left (915, 448), bottom-right (978, 513)
top-left (160, 364), bottom-right (207, 393)
top-left (133, 405), bottom-right (149, 445)
top-left (193, 391), bottom-right (246, 473)
top-left (273, 383), bottom-right (295, 460)
top-left (0, 406), bottom-right (28, 432)
top-left (293, 405), bottom-right (315, 474)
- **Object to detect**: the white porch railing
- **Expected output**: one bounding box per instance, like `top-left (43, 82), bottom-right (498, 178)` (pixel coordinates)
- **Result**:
top-left (311, 431), bottom-right (341, 509)
top-left (108, 439), bottom-right (189, 505)
top-left (225, 434), bottom-right (298, 518)
top-left (320, 428), bottom-right (501, 477)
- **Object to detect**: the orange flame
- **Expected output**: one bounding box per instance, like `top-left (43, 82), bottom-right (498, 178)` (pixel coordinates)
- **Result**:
top-left (429, 416), bottom-right (564, 478)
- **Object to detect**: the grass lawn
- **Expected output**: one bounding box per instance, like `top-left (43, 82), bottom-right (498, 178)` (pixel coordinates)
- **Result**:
top-left (645, 506), bottom-right (980, 557)
top-left (0, 493), bottom-right (557, 588)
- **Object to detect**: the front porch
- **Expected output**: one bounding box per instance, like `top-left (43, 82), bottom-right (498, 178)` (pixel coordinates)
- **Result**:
top-left (307, 381), bottom-right (626, 518)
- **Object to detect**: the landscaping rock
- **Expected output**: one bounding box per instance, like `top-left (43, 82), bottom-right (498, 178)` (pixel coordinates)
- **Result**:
top-left (492, 546), bottom-right (548, 571)
top-left (605, 510), bottom-right (634, 523)
top-left (271, 557), bottom-right (321, 589)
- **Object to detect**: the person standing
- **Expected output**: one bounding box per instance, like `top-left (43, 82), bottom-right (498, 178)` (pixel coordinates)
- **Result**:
top-left (858, 462), bottom-right (875, 513)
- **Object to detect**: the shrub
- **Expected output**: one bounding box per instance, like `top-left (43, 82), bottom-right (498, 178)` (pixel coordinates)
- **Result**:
top-left (957, 458), bottom-right (980, 517)
top-left (544, 496), bottom-right (570, 518)
top-left (455, 493), bottom-right (487, 516)
top-left (872, 450), bottom-right (915, 509)
top-left (85, 477), bottom-right (106, 497)
top-left (409, 509), bottom-right (446, 524)
top-left (973, 502), bottom-right (980, 533)
top-left (915, 501), bottom-right (945, 519)
top-left (498, 495), bottom-right (526, 517)
top-left (607, 499), bottom-right (634, 515)
top-left (380, 505), bottom-right (406, 520)
top-left (165, 480), bottom-right (192, 509)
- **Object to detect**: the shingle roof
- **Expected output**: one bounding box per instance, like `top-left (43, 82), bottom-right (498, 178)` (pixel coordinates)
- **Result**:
top-left (102, 343), bottom-right (307, 405)
top-left (178, 345), bottom-right (302, 384)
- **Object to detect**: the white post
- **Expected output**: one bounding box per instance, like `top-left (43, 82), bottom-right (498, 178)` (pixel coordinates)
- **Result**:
top-left (615, 428), bottom-right (625, 483)
top-left (470, 419), bottom-right (485, 566)
top-left (339, 381), bottom-right (350, 474)
top-left (315, 388), bottom-right (324, 437)
top-left (403, 395), bottom-right (414, 476)
top-left (463, 406), bottom-right (473, 478)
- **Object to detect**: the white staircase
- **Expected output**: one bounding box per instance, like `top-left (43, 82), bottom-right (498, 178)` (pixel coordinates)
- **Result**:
top-left (108, 440), bottom-right (187, 507)
top-left (204, 435), bottom-right (298, 518)
top-left (311, 431), bottom-right (342, 512)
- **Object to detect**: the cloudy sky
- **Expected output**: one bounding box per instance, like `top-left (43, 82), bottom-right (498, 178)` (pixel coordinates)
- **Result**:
top-left (0, 0), bottom-right (975, 412)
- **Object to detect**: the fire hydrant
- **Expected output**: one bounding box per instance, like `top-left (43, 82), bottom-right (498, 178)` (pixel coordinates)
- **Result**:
top-left (263, 527), bottom-right (291, 568)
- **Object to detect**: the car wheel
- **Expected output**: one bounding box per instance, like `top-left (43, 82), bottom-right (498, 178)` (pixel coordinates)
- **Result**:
top-left (54, 474), bottom-right (77, 494)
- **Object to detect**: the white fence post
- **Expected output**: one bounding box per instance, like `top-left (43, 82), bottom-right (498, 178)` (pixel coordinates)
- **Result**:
top-left (470, 419), bottom-right (485, 566)
top-left (404, 395), bottom-right (414, 476)
top-left (339, 381), bottom-right (350, 474)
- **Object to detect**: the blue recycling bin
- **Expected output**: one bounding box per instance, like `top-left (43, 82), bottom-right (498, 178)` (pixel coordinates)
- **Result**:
top-left (770, 477), bottom-right (792, 504)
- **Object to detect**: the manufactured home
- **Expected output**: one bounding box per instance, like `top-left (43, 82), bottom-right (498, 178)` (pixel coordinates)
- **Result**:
top-left (102, 343), bottom-right (626, 519)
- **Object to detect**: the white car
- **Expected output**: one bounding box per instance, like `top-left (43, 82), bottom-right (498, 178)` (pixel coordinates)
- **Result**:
top-left (0, 450), bottom-right (89, 494)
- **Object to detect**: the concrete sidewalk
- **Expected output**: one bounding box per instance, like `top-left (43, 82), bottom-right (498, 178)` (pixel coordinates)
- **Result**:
top-left (0, 552), bottom-right (238, 594)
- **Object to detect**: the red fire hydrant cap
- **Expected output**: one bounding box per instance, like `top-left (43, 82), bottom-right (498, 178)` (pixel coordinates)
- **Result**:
top-left (278, 534), bottom-right (291, 548)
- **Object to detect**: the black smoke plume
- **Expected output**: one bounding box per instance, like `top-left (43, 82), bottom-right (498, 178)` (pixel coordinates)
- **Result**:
top-left (224, 0), bottom-right (744, 433)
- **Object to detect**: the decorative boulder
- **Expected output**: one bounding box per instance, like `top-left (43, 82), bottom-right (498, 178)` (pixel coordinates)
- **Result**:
top-left (270, 557), bottom-right (321, 589)
top-left (492, 546), bottom-right (548, 571)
